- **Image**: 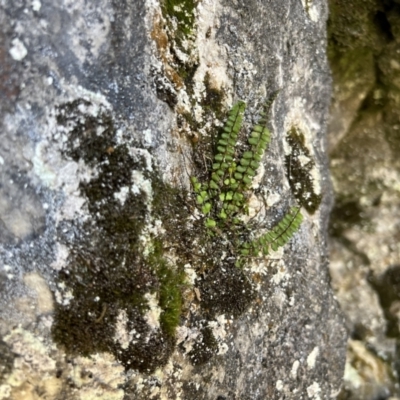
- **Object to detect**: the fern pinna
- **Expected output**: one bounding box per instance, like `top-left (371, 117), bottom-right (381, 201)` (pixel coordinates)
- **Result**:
top-left (191, 99), bottom-right (303, 265)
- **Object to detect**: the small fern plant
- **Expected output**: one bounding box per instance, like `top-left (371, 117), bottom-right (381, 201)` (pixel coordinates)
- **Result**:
top-left (191, 99), bottom-right (303, 266)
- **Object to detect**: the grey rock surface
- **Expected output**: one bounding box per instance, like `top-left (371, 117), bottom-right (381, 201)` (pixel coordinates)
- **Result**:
top-left (0, 0), bottom-right (346, 399)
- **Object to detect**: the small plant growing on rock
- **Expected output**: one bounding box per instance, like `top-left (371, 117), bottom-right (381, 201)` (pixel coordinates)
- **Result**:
top-left (191, 99), bottom-right (303, 266)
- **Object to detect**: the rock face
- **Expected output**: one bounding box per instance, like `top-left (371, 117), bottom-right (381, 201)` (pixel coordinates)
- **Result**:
top-left (328, 0), bottom-right (400, 398)
top-left (0, 1), bottom-right (346, 399)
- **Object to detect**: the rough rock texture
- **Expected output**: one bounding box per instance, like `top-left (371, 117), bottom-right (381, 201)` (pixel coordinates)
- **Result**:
top-left (0, 0), bottom-right (346, 399)
top-left (328, 0), bottom-right (400, 398)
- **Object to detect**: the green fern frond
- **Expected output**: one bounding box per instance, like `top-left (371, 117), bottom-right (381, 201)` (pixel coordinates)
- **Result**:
top-left (190, 94), bottom-right (303, 260)
top-left (210, 101), bottom-right (246, 189)
top-left (247, 206), bottom-right (303, 256)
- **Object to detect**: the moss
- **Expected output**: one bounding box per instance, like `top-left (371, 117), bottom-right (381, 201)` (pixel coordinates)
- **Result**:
top-left (198, 263), bottom-right (256, 318)
top-left (188, 326), bottom-right (218, 366)
top-left (161, 0), bottom-right (197, 47)
top-left (285, 127), bottom-right (321, 214)
top-left (52, 99), bottom-right (188, 373)
top-left (150, 242), bottom-right (186, 336)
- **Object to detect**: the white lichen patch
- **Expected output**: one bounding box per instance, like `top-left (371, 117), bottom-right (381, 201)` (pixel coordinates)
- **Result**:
top-left (266, 191), bottom-right (281, 207)
top-left (144, 292), bottom-right (162, 331)
top-left (129, 358), bottom-right (187, 400)
top-left (300, 0), bottom-right (320, 22)
top-left (307, 381), bottom-right (322, 399)
top-left (0, 327), bottom-right (62, 399)
top-left (30, 85), bottom-right (115, 230)
top-left (184, 263), bottom-right (197, 285)
top-left (132, 170), bottom-right (153, 208)
top-left (23, 272), bottom-right (54, 314)
top-left (176, 325), bottom-right (201, 353)
top-left (62, 0), bottom-right (112, 64)
top-left (113, 185), bottom-right (130, 205)
top-left (309, 165), bottom-right (321, 195)
top-left (114, 309), bottom-right (134, 350)
top-left (131, 169), bottom-right (166, 256)
top-left (50, 243), bottom-right (70, 271)
top-left (270, 258), bottom-right (288, 285)
top-left (291, 360), bottom-right (300, 379)
top-left (298, 154), bottom-right (311, 167)
top-left (208, 314), bottom-right (229, 355)
top-left (251, 161), bottom-right (265, 190)
top-left (70, 353), bottom-right (125, 400)
top-left (31, 0), bottom-right (41, 11)
top-left (130, 147), bottom-right (154, 171)
top-left (276, 379), bottom-right (284, 391)
top-left (307, 346), bottom-right (319, 369)
top-left (9, 38), bottom-right (28, 61)
top-left (244, 192), bottom-right (263, 221)
top-left (149, 0), bottom-right (232, 122)
top-left (142, 128), bottom-right (153, 147)
top-left (283, 136), bottom-right (293, 156)
top-left (139, 219), bottom-right (166, 257)
top-left (191, 0), bottom-right (232, 108)
top-left (32, 140), bottom-right (59, 188)
top-left (4, 327), bottom-right (57, 373)
top-left (54, 282), bottom-right (74, 306)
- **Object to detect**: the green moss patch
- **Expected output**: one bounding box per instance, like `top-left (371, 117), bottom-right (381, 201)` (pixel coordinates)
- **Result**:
top-left (161, 0), bottom-right (197, 47)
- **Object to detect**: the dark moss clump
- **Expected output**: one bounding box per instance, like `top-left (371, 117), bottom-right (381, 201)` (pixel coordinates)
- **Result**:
top-left (52, 99), bottom-right (189, 373)
top-left (51, 245), bottom-right (175, 373)
top-left (188, 327), bottom-right (218, 366)
top-left (0, 339), bottom-right (16, 383)
top-left (197, 263), bottom-right (256, 318)
top-left (285, 127), bottom-right (322, 214)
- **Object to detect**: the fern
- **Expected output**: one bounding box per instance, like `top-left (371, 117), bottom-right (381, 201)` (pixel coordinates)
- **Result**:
top-left (191, 97), bottom-right (303, 267)
top-left (241, 206), bottom-right (303, 257)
